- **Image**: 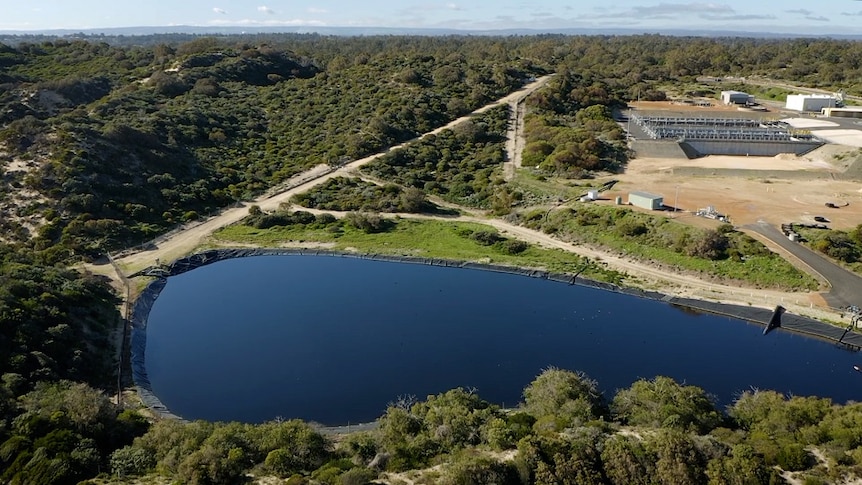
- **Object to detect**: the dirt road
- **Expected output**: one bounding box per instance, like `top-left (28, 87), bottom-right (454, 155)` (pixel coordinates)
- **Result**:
top-left (109, 76), bottom-right (554, 275)
top-left (98, 74), bottom-right (858, 322)
top-left (504, 76), bottom-right (549, 180)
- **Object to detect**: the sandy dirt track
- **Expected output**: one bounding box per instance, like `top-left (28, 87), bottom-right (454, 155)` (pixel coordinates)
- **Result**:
top-left (108, 76), bottom-right (553, 274)
top-left (94, 80), bottom-right (862, 323)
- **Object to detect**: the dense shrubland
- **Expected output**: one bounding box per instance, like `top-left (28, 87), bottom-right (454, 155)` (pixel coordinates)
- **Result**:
top-left (522, 72), bottom-right (629, 177)
top-left (0, 247), bottom-right (148, 484)
top-left (360, 105), bottom-right (511, 211)
top-left (799, 224), bottom-right (862, 273)
top-left (0, 36), bottom-right (538, 261)
top-left (2, 34), bottom-right (862, 261)
top-left (290, 177), bottom-right (436, 214)
top-left (94, 368), bottom-right (862, 484)
top-left (2, 32), bottom-right (862, 484)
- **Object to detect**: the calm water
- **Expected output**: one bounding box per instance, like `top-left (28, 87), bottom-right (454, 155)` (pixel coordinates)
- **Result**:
top-left (144, 255), bottom-right (862, 425)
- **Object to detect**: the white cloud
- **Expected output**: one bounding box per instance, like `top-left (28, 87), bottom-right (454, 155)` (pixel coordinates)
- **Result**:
top-left (445, 2), bottom-right (463, 10)
top-left (257, 6), bottom-right (276, 15)
top-left (585, 3), bottom-right (774, 22)
top-left (307, 7), bottom-right (328, 14)
top-left (213, 7), bottom-right (227, 15)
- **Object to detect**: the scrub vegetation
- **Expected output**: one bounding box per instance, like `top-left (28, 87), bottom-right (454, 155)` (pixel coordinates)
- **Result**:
top-left (798, 224), bottom-right (862, 274)
top-left (359, 105), bottom-right (511, 211)
top-left (290, 177), bottom-right (440, 215)
top-left (516, 206), bottom-right (818, 290)
top-left (1, 31), bottom-right (862, 484)
top-left (59, 369), bottom-right (862, 484)
top-left (521, 74), bottom-right (629, 177)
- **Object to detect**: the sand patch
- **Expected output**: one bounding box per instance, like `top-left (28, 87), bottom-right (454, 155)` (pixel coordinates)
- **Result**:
top-left (781, 118), bottom-right (841, 129)
top-left (811, 129), bottom-right (862, 148)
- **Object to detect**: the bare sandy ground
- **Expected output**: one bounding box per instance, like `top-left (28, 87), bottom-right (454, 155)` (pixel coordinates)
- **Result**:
top-left (503, 79), bottom-right (539, 180)
top-left (602, 146), bottom-right (862, 230)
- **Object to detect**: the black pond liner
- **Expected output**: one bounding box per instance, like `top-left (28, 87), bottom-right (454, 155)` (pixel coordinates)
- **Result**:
top-left (128, 248), bottom-right (862, 421)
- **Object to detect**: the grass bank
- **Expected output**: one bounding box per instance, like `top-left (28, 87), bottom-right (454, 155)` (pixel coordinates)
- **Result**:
top-left (212, 216), bottom-right (625, 284)
top-left (518, 204), bottom-right (818, 291)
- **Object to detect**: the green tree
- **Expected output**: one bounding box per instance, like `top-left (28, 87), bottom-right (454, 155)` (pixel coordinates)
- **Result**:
top-left (601, 435), bottom-right (656, 485)
top-left (611, 376), bottom-right (723, 434)
top-left (442, 453), bottom-right (520, 485)
top-left (399, 187), bottom-right (429, 213)
top-left (647, 430), bottom-right (707, 485)
top-left (523, 367), bottom-right (605, 430)
top-left (687, 229), bottom-right (729, 260)
top-left (705, 444), bottom-right (771, 485)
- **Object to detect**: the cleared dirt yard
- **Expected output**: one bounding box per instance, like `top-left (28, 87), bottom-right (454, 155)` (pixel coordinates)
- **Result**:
top-left (602, 142), bottom-right (862, 231)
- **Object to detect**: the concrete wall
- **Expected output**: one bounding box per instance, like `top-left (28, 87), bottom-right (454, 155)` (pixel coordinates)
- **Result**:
top-left (631, 140), bottom-right (691, 159)
top-left (822, 107), bottom-right (862, 119)
top-left (681, 140), bottom-right (823, 157)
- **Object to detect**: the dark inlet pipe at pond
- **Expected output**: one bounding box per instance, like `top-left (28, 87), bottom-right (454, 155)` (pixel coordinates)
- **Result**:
top-left (134, 253), bottom-right (861, 426)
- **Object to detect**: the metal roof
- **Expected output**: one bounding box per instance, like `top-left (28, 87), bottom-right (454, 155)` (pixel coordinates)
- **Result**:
top-left (629, 191), bottom-right (663, 200)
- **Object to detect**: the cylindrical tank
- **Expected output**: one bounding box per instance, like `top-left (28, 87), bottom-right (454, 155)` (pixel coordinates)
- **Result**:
top-left (615, 196), bottom-right (623, 205)
top-left (789, 233), bottom-right (799, 242)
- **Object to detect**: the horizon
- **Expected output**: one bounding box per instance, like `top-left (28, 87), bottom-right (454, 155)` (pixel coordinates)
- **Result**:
top-left (1, 1), bottom-right (861, 36)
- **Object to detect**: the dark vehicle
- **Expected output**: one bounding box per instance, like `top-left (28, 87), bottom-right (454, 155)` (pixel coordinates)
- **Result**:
top-left (814, 216), bottom-right (829, 223)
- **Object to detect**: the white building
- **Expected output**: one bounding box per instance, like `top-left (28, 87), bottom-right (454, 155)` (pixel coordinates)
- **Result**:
top-left (629, 191), bottom-right (664, 210)
top-left (721, 90), bottom-right (754, 105)
top-left (786, 94), bottom-right (838, 112)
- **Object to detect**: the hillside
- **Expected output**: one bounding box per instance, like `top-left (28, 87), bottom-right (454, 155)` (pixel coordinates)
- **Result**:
top-left (0, 35), bottom-right (543, 262)
top-left (2, 33), bottom-right (862, 484)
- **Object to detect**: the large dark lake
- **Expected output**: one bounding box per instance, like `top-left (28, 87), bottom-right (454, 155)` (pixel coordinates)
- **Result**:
top-left (144, 255), bottom-right (861, 425)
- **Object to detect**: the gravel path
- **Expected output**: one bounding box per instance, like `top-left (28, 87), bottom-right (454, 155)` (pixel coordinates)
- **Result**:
top-left (104, 76), bottom-right (553, 276)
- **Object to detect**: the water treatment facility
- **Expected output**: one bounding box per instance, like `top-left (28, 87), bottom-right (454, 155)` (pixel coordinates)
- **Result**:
top-left (628, 114), bottom-right (824, 158)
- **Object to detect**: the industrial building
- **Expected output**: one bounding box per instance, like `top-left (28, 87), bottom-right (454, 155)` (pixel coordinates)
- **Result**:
top-left (721, 90), bottom-right (754, 105)
top-left (629, 191), bottom-right (664, 210)
top-left (786, 94), bottom-right (839, 112)
top-left (628, 114), bottom-right (823, 157)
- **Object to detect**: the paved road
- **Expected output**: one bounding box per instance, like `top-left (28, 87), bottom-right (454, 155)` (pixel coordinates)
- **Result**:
top-left (745, 221), bottom-right (862, 309)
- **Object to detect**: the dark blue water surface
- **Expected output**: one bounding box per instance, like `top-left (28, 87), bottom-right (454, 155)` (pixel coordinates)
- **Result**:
top-left (144, 255), bottom-right (861, 425)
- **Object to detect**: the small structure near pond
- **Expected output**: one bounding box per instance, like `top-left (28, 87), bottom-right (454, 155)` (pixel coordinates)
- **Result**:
top-left (628, 191), bottom-right (664, 210)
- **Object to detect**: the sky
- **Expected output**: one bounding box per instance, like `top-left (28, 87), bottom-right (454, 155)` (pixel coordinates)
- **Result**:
top-left (1, 0), bottom-right (861, 35)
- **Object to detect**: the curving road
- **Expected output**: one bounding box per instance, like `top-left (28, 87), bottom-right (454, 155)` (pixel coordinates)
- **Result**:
top-left (744, 221), bottom-right (862, 309)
